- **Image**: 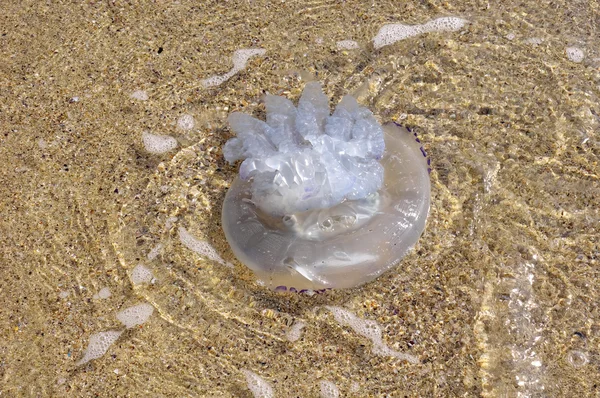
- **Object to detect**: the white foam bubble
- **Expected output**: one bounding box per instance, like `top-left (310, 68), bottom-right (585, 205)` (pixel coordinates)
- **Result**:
top-left (178, 227), bottom-right (233, 268)
top-left (286, 321), bottom-right (306, 342)
top-left (93, 287), bottom-right (111, 300)
top-left (165, 216), bottom-right (178, 230)
top-left (373, 24), bottom-right (423, 49)
top-left (336, 40), bottom-right (360, 50)
top-left (566, 46), bottom-right (585, 63)
top-left (242, 370), bottom-right (274, 398)
top-left (147, 243), bottom-right (163, 260)
top-left (567, 350), bottom-right (588, 367)
top-left (131, 264), bottom-right (154, 285)
top-left (232, 48), bottom-right (267, 69)
top-left (319, 380), bottom-right (340, 398)
top-left (202, 48), bottom-right (266, 88)
top-left (201, 75), bottom-right (228, 88)
top-left (77, 330), bottom-right (123, 365)
top-left (142, 131), bottom-right (178, 154)
top-left (130, 90), bottom-right (149, 101)
top-left (373, 17), bottom-right (468, 49)
top-left (524, 37), bottom-right (543, 45)
top-left (422, 16), bottom-right (468, 33)
top-left (177, 114), bottom-right (195, 130)
top-left (116, 303), bottom-right (154, 329)
top-left (325, 306), bottom-right (418, 364)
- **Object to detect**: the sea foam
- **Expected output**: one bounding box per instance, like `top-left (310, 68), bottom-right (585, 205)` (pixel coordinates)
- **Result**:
top-left (202, 49), bottom-right (266, 88)
top-left (373, 17), bottom-right (468, 49)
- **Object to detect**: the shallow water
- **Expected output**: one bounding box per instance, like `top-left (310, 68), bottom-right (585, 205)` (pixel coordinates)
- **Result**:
top-left (1, 1), bottom-right (599, 396)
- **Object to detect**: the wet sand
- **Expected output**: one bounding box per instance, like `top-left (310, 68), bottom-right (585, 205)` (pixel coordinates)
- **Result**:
top-left (1, 1), bottom-right (599, 396)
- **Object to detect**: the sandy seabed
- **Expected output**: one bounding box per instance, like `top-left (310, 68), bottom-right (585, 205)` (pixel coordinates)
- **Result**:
top-left (1, 1), bottom-right (599, 396)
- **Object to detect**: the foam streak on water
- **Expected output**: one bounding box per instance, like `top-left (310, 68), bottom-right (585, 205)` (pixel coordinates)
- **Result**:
top-left (325, 306), bottom-right (418, 364)
top-left (178, 227), bottom-right (233, 268)
top-left (201, 48), bottom-right (266, 88)
top-left (242, 370), bottom-right (274, 398)
top-left (373, 17), bottom-right (468, 49)
top-left (475, 256), bottom-right (546, 397)
top-left (509, 261), bottom-right (545, 397)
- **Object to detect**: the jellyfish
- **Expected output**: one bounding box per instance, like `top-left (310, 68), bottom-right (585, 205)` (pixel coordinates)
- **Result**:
top-left (221, 82), bottom-right (430, 290)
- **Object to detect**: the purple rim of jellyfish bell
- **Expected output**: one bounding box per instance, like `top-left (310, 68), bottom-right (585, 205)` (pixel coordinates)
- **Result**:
top-left (274, 285), bottom-right (332, 294)
top-left (393, 121), bottom-right (432, 174)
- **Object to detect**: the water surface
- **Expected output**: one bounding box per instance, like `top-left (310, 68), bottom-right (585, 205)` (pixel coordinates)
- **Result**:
top-left (1, 0), bottom-right (599, 396)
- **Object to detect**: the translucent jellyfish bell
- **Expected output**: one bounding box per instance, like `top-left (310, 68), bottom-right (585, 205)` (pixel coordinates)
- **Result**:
top-left (222, 82), bottom-right (430, 290)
